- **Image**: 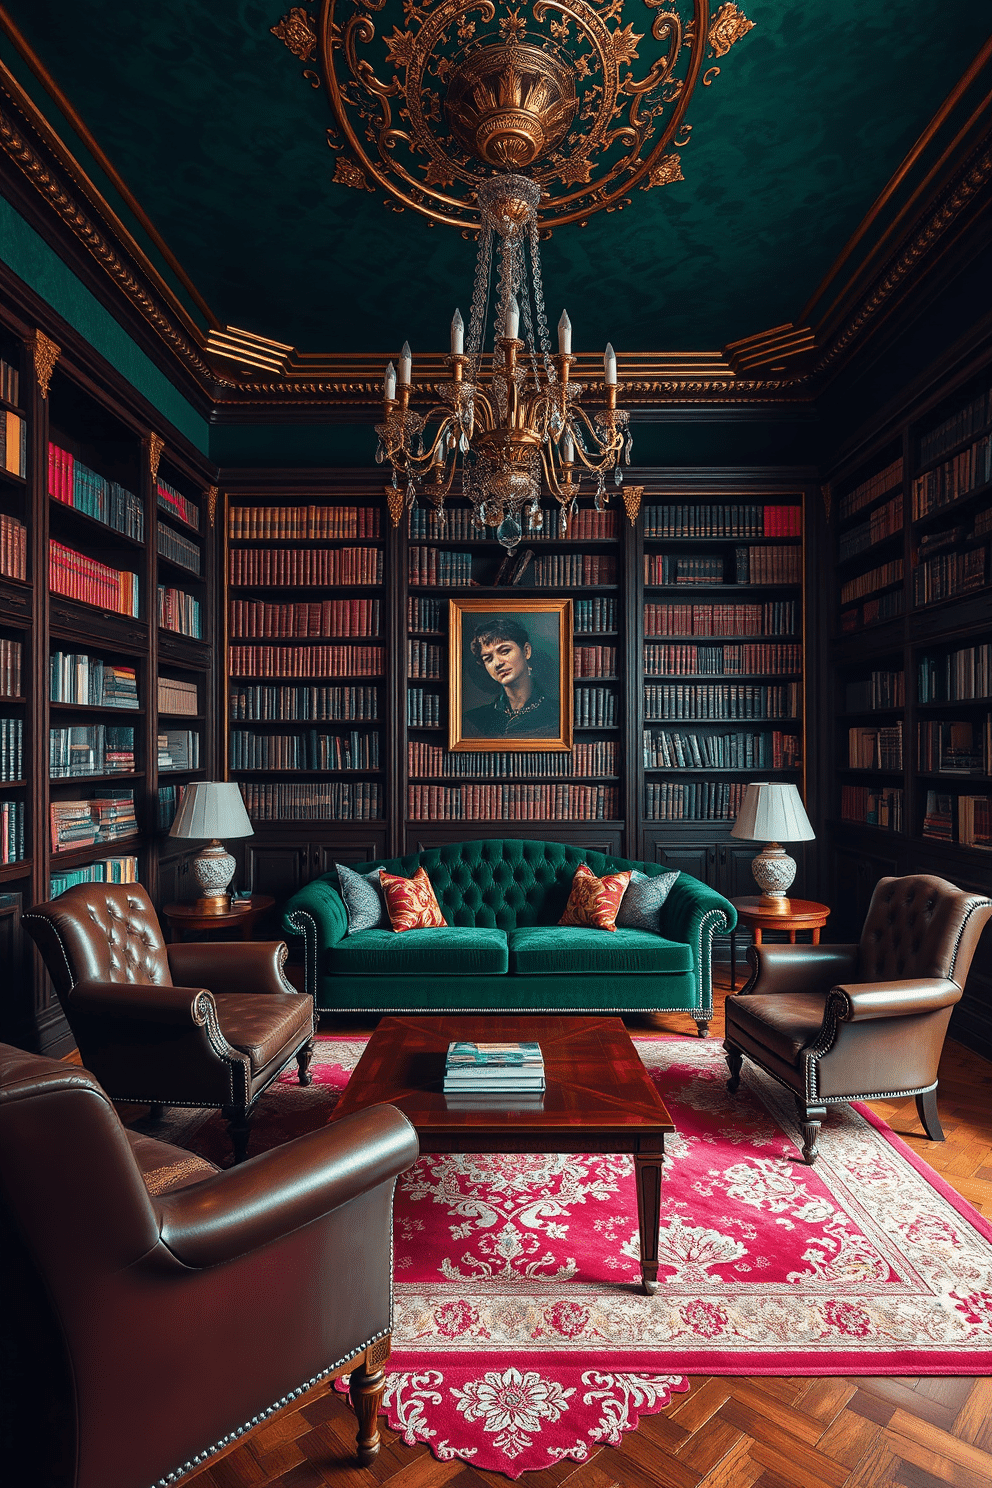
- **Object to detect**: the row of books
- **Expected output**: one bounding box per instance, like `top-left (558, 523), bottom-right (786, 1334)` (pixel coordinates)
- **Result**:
top-left (239, 781), bottom-right (383, 820)
top-left (912, 433), bottom-right (992, 520)
top-left (0, 356), bottom-right (19, 406)
top-left (958, 795), bottom-right (992, 850)
top-left (408, 507), bottom-right (619, 541)
top-left (644, 601), bottom-right (797, 637)
top-left (50, 725), bottom-right (134, 778)
top-left (575, 686), bottom-right (617, 727)
top-left (0, 638), bottom-right (22, 697)
top-left (848, 724), bottom-right (903, 771)
top-left (50, 793), bottom-right (137, 852)
top-left (918, 718), bottom-right (991, 775)
top-left (408, 597), bottom-right (445, 632)
top-left (644, 781), bottom-right (749, 821)
top-left (840, 558), bottom-right (903, 606)
top-left (838, 494), bottom-right (903, 563)
top-left (0, 717), bottom-right (22, 780)
top-left (228, 505), bottom-right (381, 540)
top-left (642, 504), bottom-right (801, 538)
top-left (229, 598), bottom-right (382, 638)
top-left (574, 645), bottom-right (618, 677)
top-left (229, 683), bottom-right (379, 721)
top-left (158, 585), bottom-right (201, 638)
top-left (50, 541), bottom-right (139, 616)
top-left (158, 731), bottom-right (200, 770)
top-left (157, 524), bottom-right (201, 574)
top-left (157, 478), bottom-right (199, 531)
top-left (919, 388), bottom-right (991, 468)
top-left (50, 855), bottom-right (138, 898)
top-left (918, 644), bottom-right (992, 702)
top-left (922, 790), bottom-right (955, 842)
top-left (407, 783), bottom-right (619, 820)
top-left (229, 547), bottom-right (384, 587)
top-left (408, 740), bottom-right (617, 778)
top-left (845, 670), bottom-right (905, 710)
top-left (50, 653), bottom-right (139, 709)
top-left (575, 598), bottom-right (617, 632)
top-left (409, 548), bottom-right (472, 586)
top-left (841, 785), bottom-right (903, 831)
top-left (229, 730), bottom-right (379, 771)
top-left (643, 683), bottom-right (799, 720)
top-left (644, 554), bottom-right (724, 585)
top-left (408, 641), bottom-right (443, 678)
top-left (643, 642), bottom-right (801, 676)
top-left (408, 689), bottom-right (442, 726)
top-left (532, 554), bottom-right (618, 586)
top-left (839, 457), bottom-right (903, 522)
top-left (49, 444), bottom-right (144, 541)
top-left (0, 800), bottom-right (25, 864)
top-left (643, 728), bottom-right (800, 770)
top-left (156, 783), bottom-right (185, 831)
top-left (1, 513), bottom-right (27, 581)
top-left (158, 676), bottom-right (198, 716)
top-left (0, 410), bottom-right (27, 478)
top-left (913, 548), bottom-right (986, 606)
top-left (839, 591), bottom-right (904, 632)
top-left (737, 546), bottom-right (802, 585)
top-left (228, 645), bottom-right (385, 678)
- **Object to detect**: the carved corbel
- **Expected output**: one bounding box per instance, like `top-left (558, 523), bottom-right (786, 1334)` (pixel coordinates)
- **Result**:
top-left (31, 330), bottom-right (60, 398)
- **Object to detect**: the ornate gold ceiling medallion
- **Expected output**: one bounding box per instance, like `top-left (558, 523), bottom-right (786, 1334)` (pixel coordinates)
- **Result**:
top-left (271, 2), bottom-right (753, 228)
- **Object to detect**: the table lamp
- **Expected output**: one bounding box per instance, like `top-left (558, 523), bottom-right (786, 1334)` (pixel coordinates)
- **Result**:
top-left (168, 781), bottom-right (254, 913)
top-left (731, 782), bottom-right (815, 902)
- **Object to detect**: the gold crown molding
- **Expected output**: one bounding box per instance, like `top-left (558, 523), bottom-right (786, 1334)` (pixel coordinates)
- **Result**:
top-left (147, 432), bottom-right (165, 478)
top-left (30, 328), bottom-right (59, 397)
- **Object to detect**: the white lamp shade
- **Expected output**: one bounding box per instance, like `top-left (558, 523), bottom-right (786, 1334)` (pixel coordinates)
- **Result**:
top-left (730, 783), bottom-right (815, 843)
top-left (169, 781), bottom-right (254, 841)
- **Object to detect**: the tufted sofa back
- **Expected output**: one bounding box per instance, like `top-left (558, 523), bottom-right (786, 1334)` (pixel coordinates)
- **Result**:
top-left (856, 873), bottom-right (992, 985)
top-left (23, 883), bottom-right (173, 1010)
top-left (341, 838), bottom-right (668, 929)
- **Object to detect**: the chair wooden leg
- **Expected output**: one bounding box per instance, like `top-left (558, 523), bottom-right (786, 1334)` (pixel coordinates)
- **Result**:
top-left (916, 1087), bottom-right (945, 1142)
top-left (724, 1042), bottom-right (743, 1093)
top-left (297, 1038), bottom-right (315, 1087)
top-left (695, 1018), bottom-right (710, 1038)
top-left (223, 1108), bottom-right (253, 1165)
top-left (349, 1358), bottom-right (387, 1465)
top-left (796, 1101), bottom-right (827, 1164)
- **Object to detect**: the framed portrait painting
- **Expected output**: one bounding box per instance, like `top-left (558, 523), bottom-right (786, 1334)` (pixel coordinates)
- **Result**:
top-left (448, 597), bottom-right (573, 752)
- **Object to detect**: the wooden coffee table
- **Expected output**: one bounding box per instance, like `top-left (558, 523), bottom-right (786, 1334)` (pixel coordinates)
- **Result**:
top-left (332, 1014), bottom-right (675, 1294)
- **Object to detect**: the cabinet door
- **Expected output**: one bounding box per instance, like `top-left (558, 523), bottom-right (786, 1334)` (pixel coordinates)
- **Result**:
top-left (157, 851), bottom-right (195, 908)
top-left (245, 843), bottom-right (310, 903)
top-left (831, 844), bottom-right (900, 941)
top-left (643, 834), bottom-right (716, 886)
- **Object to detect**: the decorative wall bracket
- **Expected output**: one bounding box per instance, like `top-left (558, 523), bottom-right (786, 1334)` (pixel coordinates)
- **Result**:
top-left (147, 431), bottom-right (165, 478)
top-left (31, 329), bottom-right (59, 399)
top-left (271, 1), bottom-right (754, 229)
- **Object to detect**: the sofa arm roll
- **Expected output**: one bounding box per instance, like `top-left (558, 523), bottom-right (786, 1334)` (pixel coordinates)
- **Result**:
top-left (659, 874), bottom-right (736, 950)
top-left (157, 1105), bottom-right (420, 1267)
top-left (741, 943), bottom-right (860, 997)
top-left (168, 940), bottom-right (295, 996)
top-left (828, 978), bottom-right (962, 1022)
top-left (282, 875), bottom-right (350, 999)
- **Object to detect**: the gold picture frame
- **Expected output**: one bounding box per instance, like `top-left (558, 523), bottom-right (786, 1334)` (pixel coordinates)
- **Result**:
top-left (448, 597), bottom-right (574, 752)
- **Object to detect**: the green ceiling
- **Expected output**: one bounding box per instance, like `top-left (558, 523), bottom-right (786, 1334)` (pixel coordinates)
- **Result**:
top-left (1, 2), bottom-right (989, 359)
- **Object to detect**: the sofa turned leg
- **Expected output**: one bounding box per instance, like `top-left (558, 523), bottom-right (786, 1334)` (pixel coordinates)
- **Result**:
top-left (224, 1108), bottom-right (253, 1165)
top-left (797, 1101), bottom-right (826, 1165)
top-left (297, 1038), bottom-right (315, 1087)
top-left (725, 1043), bottom-right (743, 1094)
top-left (350, 1360), bottom-right (387, 1465)
top-left (695, 1018), bottom-right (710, 1038)
top-left (916, 1087), bottom-right (945, 1142)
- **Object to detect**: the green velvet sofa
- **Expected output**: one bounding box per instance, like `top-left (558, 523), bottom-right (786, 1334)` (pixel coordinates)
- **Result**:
top-left (281, 838), bottom-right (736, 1035)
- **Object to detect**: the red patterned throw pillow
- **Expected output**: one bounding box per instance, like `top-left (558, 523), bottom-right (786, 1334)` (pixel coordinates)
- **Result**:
top-left (379, 865), bottom-right (448, 932)
top-left (558, 863), bottom-right (632, 933)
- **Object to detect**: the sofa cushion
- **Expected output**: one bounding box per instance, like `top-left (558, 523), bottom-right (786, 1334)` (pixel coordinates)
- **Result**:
top-left (335, 861), bottom-right (386, 934)
top-left (615, 870), bottom-right (680, 932)
top-left (508, 926), bottom-right (693, 976)
top-left (380, 866), bottom-right (448, 932)
top-left (329, 927), bottom-right (509, 977)
top-left (559, 864), bottom-right (632, 932)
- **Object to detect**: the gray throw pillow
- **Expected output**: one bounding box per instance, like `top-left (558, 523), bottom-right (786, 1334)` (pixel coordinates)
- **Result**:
top-left (615, 869), bottom-right (680, 932)
top-left (335, 862), bottom-right (386, 935)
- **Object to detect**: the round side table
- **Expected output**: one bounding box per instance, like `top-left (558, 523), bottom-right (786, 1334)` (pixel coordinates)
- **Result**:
top-left (161, 895), bottom-right (275, 943)
top-left (729, 896), bottom-right (831, 990)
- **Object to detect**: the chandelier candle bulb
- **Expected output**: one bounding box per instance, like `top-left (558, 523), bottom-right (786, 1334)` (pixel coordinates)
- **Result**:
top-left (563, 431), bottom-right (575, 462)
top-left (604, 343), bottom-right (617, 385)
top-left (399, 342), bottom-right (412, 386)
top-left (558, 311), bottom-right (572, 355)
top-left (451, 310), bottom-right (465, 355)
top-left (384, 361), bottom-right (396, 401)
top-left (504, 295), bottom-right (521, 340)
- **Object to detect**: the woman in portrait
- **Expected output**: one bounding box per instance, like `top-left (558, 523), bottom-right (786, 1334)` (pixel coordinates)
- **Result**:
top-left (462, 617), bottom-right (560, 740)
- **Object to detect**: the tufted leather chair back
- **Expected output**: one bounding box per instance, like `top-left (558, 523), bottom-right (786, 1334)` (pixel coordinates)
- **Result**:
top-left (856, 874), bottom-right (991, 986)
top-left (23, 883), bottom-right (172, 1011)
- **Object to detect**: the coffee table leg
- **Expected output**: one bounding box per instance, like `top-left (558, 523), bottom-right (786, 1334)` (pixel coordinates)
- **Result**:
top-left (634, 1151), bottom-right (664, 1295)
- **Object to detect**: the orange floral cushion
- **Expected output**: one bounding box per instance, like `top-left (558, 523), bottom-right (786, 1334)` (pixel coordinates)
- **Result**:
top-left (379, 865), bottom-right (448, 932)
top-left (558, 863), bottom-right (632, 933)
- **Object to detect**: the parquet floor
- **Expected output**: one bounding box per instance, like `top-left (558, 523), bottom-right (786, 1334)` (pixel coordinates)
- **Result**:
top-left (183, 969), bottom-right (992, 1488)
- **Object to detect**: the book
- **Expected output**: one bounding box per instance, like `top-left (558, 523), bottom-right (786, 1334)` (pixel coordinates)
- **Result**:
top-left (447, 1040), bottom-right (543, 1067)
top-left (444, 1040), bottom-right (545, 1093)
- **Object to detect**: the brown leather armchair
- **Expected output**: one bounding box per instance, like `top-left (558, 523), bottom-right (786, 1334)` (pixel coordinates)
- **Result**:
top-left (0, 1041), bottom-right (419, 1488)
top-left (724, 874), bottom-right (992, 1164)
top-left (23, 882), bottom-right (316, 1162)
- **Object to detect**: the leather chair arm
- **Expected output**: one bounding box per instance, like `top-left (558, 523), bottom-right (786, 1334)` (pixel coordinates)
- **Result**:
top-left (741, 943), bottom-right (859, 997)
top-left (157, 1104), bottom-right (419, 1268)
top-left (828, 978), bottom-right (962, 1022)
top-left (69, 978), bottom-right (220, 1027)
top-left (167, 940), bottom-right (295, 996)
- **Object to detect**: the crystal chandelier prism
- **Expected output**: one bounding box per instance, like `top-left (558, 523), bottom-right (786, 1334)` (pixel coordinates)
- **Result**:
top-left (376, 174), bottom-right (635, 550)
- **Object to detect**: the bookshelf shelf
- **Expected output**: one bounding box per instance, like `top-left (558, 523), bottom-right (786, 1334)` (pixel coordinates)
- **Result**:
top-left (49, 835), bottom-right (143, 867)
top-left (49, 498), bottom-right (145, 551)
top-left (50, 772), bottom-right (145, 786)
top-left (0, 859), bottom-right (31, 882)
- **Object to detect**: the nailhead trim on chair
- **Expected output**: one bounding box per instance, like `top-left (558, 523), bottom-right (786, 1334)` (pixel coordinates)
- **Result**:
top-left (727, 1048), bottom-right (941, 1108)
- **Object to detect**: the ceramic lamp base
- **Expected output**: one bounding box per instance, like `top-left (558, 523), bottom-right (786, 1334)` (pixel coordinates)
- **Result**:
top-left (191, 840), bottom-right (236, 913)
top-left (751, 842), bottom-right (796, 901)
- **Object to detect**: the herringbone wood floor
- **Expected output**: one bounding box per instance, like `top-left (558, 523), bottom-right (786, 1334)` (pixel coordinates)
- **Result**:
top-left (182, 969), bottom-right (992, 1488)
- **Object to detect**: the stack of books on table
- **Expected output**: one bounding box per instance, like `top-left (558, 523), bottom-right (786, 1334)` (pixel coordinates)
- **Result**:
top-left (443, 1041), bottom-right (545, 1107)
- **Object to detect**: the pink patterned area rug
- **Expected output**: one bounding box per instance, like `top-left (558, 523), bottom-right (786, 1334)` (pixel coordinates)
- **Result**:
top-left (162, 1033), bottom-right (992, 1477)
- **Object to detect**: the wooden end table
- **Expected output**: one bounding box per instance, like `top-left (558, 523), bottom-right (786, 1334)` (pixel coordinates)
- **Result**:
top-left (729, 896), bottom-right (831, 990)
top-left (161, 894), bottom-right (275, 943)
top-left (333, 1014), bottom-right (675, 1295)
